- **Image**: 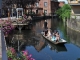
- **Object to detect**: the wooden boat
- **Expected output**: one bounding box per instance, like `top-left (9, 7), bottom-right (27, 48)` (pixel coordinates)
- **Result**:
top-left (41, 32), bottom-right (67, 45)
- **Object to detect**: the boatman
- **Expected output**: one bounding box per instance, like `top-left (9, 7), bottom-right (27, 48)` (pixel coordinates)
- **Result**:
top-left (43, 20), bottom-right (48, 36)
top-left (44, 20), bottom-right (48, 29)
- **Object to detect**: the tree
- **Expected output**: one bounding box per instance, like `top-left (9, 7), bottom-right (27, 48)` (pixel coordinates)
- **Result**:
top-left (56, 4), bottom-right (71, 21)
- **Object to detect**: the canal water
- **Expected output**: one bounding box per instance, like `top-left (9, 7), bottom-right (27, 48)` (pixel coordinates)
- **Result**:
top-left (6, 18), bottom-right (80, 60)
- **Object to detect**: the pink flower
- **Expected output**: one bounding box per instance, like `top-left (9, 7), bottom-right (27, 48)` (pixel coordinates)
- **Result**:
top-left (10, 48), bottom-right (16, 55)
top-left (22, 50), bottom-right (28, 56)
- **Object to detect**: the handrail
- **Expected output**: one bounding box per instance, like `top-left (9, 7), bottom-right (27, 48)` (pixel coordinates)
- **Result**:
top-left (1, 28), bottom-right (8, 60)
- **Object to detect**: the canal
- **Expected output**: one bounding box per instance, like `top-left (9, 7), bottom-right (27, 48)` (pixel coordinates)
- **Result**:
top-left (6, 18), bottom-right (80, 60)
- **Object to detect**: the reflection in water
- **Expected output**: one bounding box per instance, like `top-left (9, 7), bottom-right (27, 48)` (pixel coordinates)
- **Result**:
top-left (67, 28), bottom-right (80, 47)
top-left (46, 40), bottom-right (67, 53)
top-left (33, 37), bottom-right (47, 52)
top-left (6, 29), bottom-right (47, 52)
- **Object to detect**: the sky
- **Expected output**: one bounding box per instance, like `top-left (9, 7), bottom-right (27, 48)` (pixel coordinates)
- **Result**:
top-left (58, 0), bottom-right (68, 4)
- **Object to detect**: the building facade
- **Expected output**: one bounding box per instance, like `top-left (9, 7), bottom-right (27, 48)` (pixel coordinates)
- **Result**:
top-left (68, 0), bottom-right (80, 14)
top-left (68, 0), bottom-right (80, 19)
top-left (25, 0), bottom-right (59, 16)
top-left (1, 0), bottom-right (60, 17)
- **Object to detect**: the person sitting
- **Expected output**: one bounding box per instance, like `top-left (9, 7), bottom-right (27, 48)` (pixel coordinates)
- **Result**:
top-left (51, 33), bottom-right (57, 41)
top-left (47, 29), bottom-right (52, 38)
top-left (51, 30), bottom-right (60, 42)
top-left (55, 31), bottom-right (60, 42)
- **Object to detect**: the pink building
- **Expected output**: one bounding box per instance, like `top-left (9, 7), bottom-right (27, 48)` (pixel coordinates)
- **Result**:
top-left (35, 0), bottom-right (59, 16)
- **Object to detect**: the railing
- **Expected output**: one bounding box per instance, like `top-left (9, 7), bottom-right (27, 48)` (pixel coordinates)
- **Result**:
top-left (0, 28), bottom-right (8, 60)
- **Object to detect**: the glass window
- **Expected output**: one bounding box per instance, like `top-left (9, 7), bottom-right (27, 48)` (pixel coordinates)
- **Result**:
top-left (36, 3), bottom-right (39, 7)
top-left (44, 2), bottom-right (47, 7)
top-left (44, 10), bottom-right (47, 14)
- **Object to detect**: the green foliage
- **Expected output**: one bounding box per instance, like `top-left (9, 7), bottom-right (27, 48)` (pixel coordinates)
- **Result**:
top-left (56, 4), bottom-right (71, 20)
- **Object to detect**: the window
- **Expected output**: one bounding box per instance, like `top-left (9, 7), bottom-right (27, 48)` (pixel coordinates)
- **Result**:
top-left (36, 3), bottom-right (39, 7)
top-left (44, 2), bottom-right (47, 7)
top-left (44, 10), bottom-right (47, 14)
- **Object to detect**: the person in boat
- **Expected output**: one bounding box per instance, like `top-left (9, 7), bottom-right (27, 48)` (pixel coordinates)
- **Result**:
top-left (43, 20), bottom-right (48, 36)
top-left (51, 32), bottom-right (57, 41)
top-left (55, 31), bottom-right (60, 42)
top-left (51, 30), bottom-right (60, 42)
top-left (47, 29), bottom-right (52, 38)
top-left (44, 20), bottom-right (48, 29)
top-left (43, 28), bottom-right (48, 36)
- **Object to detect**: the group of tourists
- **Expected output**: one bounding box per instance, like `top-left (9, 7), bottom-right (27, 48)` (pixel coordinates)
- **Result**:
top-left (43, 20), bottom-right (60, 42)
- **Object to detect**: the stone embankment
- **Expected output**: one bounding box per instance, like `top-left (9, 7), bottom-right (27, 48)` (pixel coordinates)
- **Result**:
top-left (67, 16), bottom-right (80, 47)
top-left (67, 15), bottom-right (80, 32)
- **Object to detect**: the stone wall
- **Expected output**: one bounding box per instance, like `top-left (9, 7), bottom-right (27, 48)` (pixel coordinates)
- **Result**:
top-left (67, 15), bottom-right (80, 47)
top-left (67, 27), bottom-right (80, 48)
top-left (67, 15), bottom-right (80, 32)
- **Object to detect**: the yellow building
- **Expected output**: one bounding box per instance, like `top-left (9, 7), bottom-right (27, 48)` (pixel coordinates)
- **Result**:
top-left (68, 0), bottom-right (80, 19)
